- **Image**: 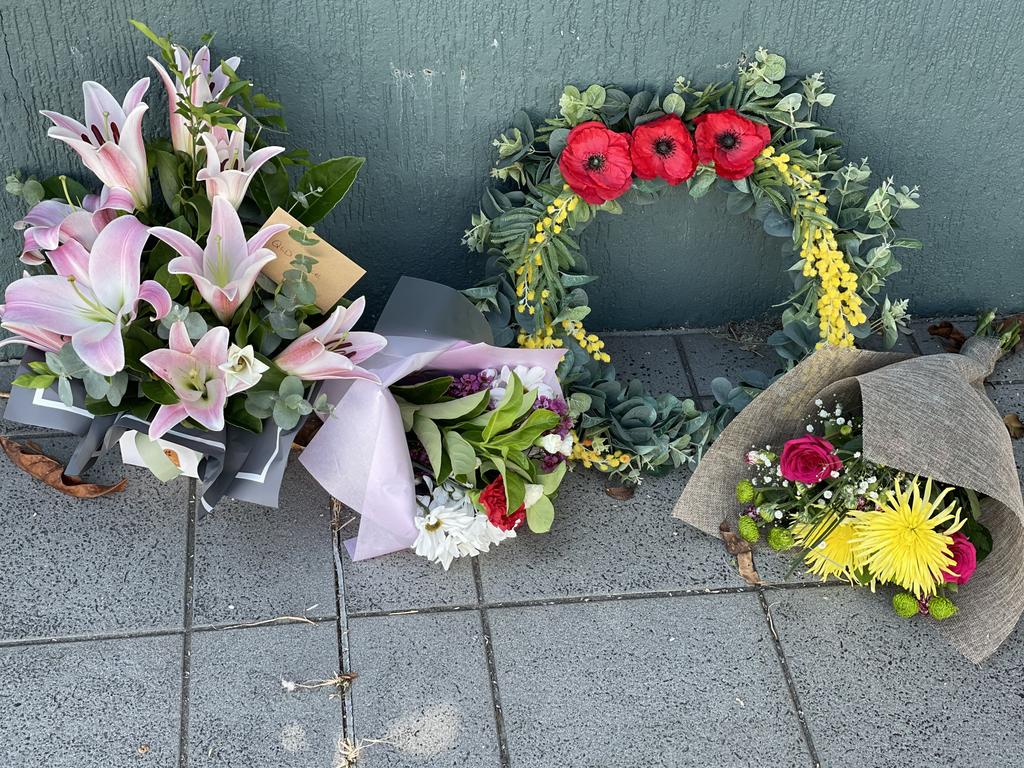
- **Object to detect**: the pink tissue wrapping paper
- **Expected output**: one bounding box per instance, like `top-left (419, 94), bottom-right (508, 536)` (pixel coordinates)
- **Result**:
top-left (300, 336), bottom-right (566, 560)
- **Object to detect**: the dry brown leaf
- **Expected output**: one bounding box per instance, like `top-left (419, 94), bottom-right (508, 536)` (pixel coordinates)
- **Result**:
top-left (605, 484), bottom-right (635, 500)
top-left (1005, 414), bottom-right (1024, 440)
top-left (927, 320), bottom-right (968, 352)
top-left (0, 437), bottom-right (127, 498)
top-left (720, 521), bottom-right (763, 585)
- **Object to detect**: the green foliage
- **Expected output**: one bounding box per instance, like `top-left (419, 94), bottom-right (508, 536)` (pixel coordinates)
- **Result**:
top-left (293, 157), bottom-right (366, 226)
top-left (394, 374), bottom-right (567, 518)
top-left (574, 369), bottom-right (713, 481)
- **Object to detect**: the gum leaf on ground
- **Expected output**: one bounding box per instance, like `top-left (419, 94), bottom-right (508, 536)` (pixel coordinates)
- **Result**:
top-left (0, 437), bottom-right (127, 498)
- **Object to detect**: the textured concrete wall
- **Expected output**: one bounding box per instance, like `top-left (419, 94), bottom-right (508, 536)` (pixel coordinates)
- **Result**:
top-left (1, 0), bottom-right (1021, 343)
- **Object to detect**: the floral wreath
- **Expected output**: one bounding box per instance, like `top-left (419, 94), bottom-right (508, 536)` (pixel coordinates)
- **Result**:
top-left (464, 49), bottom-right (921, 483)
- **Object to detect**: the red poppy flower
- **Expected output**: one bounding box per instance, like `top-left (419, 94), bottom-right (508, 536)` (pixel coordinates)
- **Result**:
top-left (693, 109), bottom-right (771, 180)
top-left (479, 475), bottom-right (526, 531)
top-left (558, 121), bottom-right (633, 204)
top-left (629, 115), bottom-right (697, 185)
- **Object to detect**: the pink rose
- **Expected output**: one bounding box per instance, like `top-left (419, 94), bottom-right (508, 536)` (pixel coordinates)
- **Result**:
top-left (779, 435), bottom-right (843, 484)
top-left (944, 532), bottom-right (977, 585)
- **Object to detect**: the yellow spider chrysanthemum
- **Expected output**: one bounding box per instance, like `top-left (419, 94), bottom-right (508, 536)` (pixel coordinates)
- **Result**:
top-left (793, 514), bottom-right (861, 582)
top-left (848, 477), bottom-right (964, 598)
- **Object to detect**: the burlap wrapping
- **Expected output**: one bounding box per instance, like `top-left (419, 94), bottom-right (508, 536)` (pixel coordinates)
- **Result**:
top-left (674, 337), bottom-right (1024, 662)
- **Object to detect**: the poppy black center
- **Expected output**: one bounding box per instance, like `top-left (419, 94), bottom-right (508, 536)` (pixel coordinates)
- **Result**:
top-left (654, 137), bottom-right (675, 156)
top-left (717, 132), bottom-right (738, 150)
top-left (586, 154), bottom-right (605, 171)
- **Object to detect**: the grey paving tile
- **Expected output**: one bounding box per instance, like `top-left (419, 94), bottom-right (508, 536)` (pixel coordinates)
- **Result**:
top-left (600, 333), bottom-right (692, 396)
top-left (193, 456), bottom-right (336, 626)
top-left (347, 611), bottom-right (499, 767)
top-left (857, 328), bottom-right (916, 354)
top-left (678, 332), bottom-right (777, 396)
top-left (910, 316), bottom-right (1024, 380)
top-left (489, 594), bottom-right (807, 767)
top-left (752, 547), bottom-right (820, 585)
top-left (909, 315), bottom-right (973, 356)
top-left (478, 465), bottom-right (746, 602)
top-left (993, 349), bottom-right (1024, 383)
top-left (339, 502), bottom-right (477, 614)
top-left (0, 437), bottom-right (188, 640)
top-left (0, 634), bottom-right (183, 767)
top-left (188, 622), bottom-right (344, 766)
top-left (989, 383), bottom-right (1024, 475)
top-left (768, 585), bottom-right (1024, 766)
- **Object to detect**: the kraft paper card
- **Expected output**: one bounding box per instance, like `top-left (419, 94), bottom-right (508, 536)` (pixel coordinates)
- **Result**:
top-left (260, 207), bottom-right (365, 311)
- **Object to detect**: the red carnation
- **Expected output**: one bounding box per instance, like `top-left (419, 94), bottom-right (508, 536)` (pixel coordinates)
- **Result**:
top-left (693, 109), bottom-right (771, 180)
top-left (630, 115), bottom-right (697, 185)
top-left (479, 475), bottom-right (526, 531)
top-left (558, 121), bottom-right (633, 205)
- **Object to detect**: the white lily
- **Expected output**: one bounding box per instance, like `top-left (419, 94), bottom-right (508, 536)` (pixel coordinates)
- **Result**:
top-left (218, 344), bottom-right (268, 394)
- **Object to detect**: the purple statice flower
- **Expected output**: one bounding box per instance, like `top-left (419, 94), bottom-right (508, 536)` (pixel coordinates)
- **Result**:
top-left (447, 370), bottom-right (494, 398)
top-left (408, 436), bottom-right (430, 469)
top-left (535, 395), bottom-right (573, 437)
top-left (540, 452), bottom-right (566, 472)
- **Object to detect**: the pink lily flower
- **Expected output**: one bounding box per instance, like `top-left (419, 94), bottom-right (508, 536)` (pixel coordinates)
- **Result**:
top-left (0, 319), bottom-right (66, 355)
top-left (148, 46), bottom-right (241, 154)
top-left (274, 297), bottom-right (387, 381)
top-left (141, 321), bottom-right (254, 439)
top-left (41, 79), bottom-right (152, 210)
top-left (0, 215), bottom-right (171, 376)
top-left (148, 196), bottom-right (289, 324)
top-left (15, 186), bottom-right (134, 265)
top-left (196, 118), bottom-right (285, 209)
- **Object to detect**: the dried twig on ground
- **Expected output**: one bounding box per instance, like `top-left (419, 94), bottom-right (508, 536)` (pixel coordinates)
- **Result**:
top-left (281, 672), bottom-right (358, 695)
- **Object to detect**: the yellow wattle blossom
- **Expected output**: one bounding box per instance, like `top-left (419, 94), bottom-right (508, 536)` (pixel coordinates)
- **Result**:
top-left (847, 477), bottom-right (964, 599)
top-left (562, 319), bottom-right (611, 363)
top-left (757, 147), bottom-right (865, 347)
top-left (569, 433), bottom-right (632, 472)
top-left (517, 320), bottom-right (564, 349)
top-left (515, 191), bottom-right (577, 317)
top-left (792, 514), bottom-right (862, 582)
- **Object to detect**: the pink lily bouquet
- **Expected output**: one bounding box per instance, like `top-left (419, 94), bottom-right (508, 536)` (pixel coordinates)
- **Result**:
top-left (0, 23), bottom-right (385, 504)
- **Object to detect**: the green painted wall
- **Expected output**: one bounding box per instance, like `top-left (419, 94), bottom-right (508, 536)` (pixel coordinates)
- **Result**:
top-left (1, 0), bottom-right (1021, 346)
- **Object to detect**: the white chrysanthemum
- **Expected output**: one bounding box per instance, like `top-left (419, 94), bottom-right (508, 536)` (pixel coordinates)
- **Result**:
top-left (486, 364), bottom-right (554, 404)
top-left (538, 432), bottom-right (573, 456)
top-left (412, 479), bottom-right (515, 568)
top-left (456, 514), bottom-right (516, 557)
top-left (412, 479), bottom-right (475, 570)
